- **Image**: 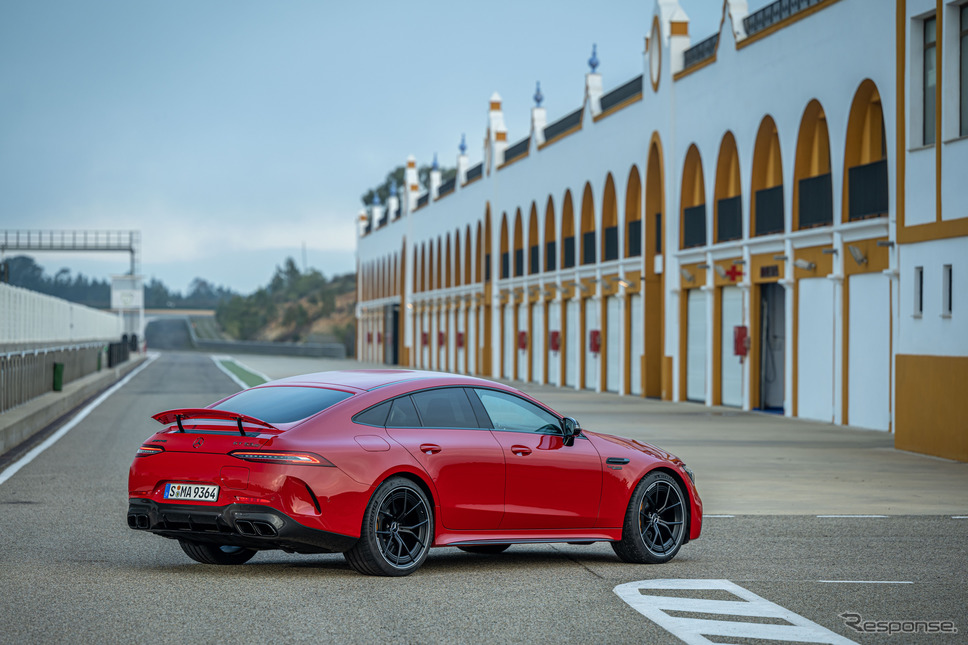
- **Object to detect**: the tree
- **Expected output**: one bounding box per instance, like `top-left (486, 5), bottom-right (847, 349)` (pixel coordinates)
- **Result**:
top-left (360, 164), bottom-right (457, 206)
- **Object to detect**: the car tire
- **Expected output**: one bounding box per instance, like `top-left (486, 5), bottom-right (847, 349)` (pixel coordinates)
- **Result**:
top-left (611, 471), bottom-right (687, 564)
top-left (457, 544), bottom-right (511, 555)
top-left (344, 476), bottom-right (433, 577)
top-left (178, 540), bottom-right (257, 565)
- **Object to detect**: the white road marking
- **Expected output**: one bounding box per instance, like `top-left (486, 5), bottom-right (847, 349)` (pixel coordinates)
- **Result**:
top-left (818, 580), bottom-right (913, 584)
top-left (614, 579), bottom-right (856, 645)
top-left (209, 355), bottom-right (270, 389)
top-left (0, 353), bottom-right (159, 487)
top-left (704, 514), bottom-right (735, 518)
top-left (952, 516), bottom-right (968, 519)
top-left (816, 514), bottom-right (888, 518)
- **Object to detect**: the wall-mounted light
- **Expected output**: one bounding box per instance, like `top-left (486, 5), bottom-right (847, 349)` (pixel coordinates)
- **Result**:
top-left (847, 244), bottom-right (867, 265)
top-left (680, 268), bottom-right (695, 282)
top-left (714, 265), bottom-right (728, 278)
top-left (821, 248), bottom-right (838, 255)
top-left (773, 254), bottom-right (788, 261)
top-left (697, 263), bottom-right (710, 269)
top-left (732, 259), bottom-right (746, 265)
top-left (793, 258), bottom-right (816, 271)
top-left (876, 240), bottom-right (895, 247)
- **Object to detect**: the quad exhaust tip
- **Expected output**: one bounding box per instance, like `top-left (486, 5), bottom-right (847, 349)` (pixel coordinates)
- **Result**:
top-left (127, 514), bottom-right (150, 530)
top-left (235, 519), bottom-right (278, 537)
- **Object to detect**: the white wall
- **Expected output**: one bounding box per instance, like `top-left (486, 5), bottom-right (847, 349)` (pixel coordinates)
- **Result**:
top-left (0, 283), bottom-right (122, 345)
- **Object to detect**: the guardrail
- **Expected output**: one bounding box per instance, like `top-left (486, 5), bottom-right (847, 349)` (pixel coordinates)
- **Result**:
top-left (184, 319), bottom-right (346, 359)
top-left (0, 343), bottom-right (108, 414)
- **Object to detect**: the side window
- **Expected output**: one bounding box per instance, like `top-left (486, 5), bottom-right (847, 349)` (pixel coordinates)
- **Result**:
top-left (411, 388), bottom-right (479, 428)
top-left (352, 400), bottom-right (390, 427)
top-left (473, 388), bottom-right (559, 433)
top-left (386, 396), bottom-right (421, 427)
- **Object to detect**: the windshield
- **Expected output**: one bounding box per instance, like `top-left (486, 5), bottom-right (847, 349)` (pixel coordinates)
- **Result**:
top-left (212, 386), bottom-right (352, 424)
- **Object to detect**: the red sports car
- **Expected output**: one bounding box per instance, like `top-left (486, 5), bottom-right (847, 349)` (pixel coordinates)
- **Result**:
top-left (128, 370), bottom-right (702, 576)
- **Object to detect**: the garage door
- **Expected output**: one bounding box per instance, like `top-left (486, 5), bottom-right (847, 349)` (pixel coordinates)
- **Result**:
top-left (606, 296), bottom-right (620, 392)
top-left (630, 293), bottom-right (643, 396)
top-left (532, 301), bottom-right (544, 384)
top-left (721, 286), bottom-right (743, 407)
top-left (797, 278), bottom-right (835, 423)
top-left (548, 302), bottom-right (561, 386)
top-left (456, 308), bottom-right (465, 374)
top-left (686, 289), bottom-right (707, 403)
top-left (848, 273), bottom-right (890, 430)
top-left (565, 300), bottom-right (578, 387)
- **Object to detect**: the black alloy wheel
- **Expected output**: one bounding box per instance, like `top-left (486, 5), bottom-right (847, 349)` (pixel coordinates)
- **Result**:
top-left (345, 476), bottom-right (433, 576)
top-left (612, 471), bottom-right (687, 564)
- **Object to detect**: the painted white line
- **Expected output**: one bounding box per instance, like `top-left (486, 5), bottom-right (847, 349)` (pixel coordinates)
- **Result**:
top-left (0, 353), bottom-right (159, 487)
top-left (210, 355), bottom-right (249, 391)
top-left (210, 354), bottom-right (271, 387)
top-left (952, 516), bottom-right (968, 519)
top-left (705, 514), bottom-right (735, 518)
top-left (614, 579), bottom-right (856, 645)
top-left (818, 580), bottom-right (913, 584)
top-left (816, 515), bottom-right (888, 518)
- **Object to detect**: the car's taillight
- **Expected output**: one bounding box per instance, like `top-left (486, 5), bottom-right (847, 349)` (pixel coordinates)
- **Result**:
top-left (136, 444), bottom-right (164, 457)
top-left (228, 450), bottom-right (333, 466)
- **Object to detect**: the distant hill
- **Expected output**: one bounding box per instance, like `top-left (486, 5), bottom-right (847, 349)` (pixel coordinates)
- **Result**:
top-left (215, 257), bottom-right (356, 356)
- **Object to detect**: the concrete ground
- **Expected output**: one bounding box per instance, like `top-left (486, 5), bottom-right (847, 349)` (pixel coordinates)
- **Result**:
top-left (226, 353), bottom-right (968, 516)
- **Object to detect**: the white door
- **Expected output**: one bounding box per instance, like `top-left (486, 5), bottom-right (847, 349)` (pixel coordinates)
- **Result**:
top-left (798, 278), bottom-right (835, 423)
top-left (503, 305), bottom-right (514, 379)
top-left (548, 302), bottom-right (561, 386)
top-left (686, 289), bottom-right (707, 402)
top-left (848, 273), bottom-right (890, 430)
top-left (606, 296), bottom-right (620, 392)
top-left (518, 303), bottom-right (528, 381)
top-left (585, 298), bottom-right (599, 390)
top-left (721, 286), bottom-right (744, 407)
top-left (565, 300), bottom-right (578, 387)
top-left (532, 301), bottom-right (544, 383)
top-left (630, 293), bottom-right (643, 396)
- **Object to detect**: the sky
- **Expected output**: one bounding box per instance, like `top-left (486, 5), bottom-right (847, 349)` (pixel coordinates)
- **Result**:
top-left (0, 0), bottom-right (757, 295)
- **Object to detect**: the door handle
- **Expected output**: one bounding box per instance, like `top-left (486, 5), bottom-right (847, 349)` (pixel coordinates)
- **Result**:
top-left (419, 443), bottom-right (441, 455)
top-left (510, 445), bottom-right (532, 456)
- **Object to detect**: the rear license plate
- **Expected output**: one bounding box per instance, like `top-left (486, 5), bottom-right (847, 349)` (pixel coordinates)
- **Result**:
top-left (164, 483), bottom-right (219, 501)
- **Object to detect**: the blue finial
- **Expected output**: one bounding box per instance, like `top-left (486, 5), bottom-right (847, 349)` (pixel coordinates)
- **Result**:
top-left (588, 43), bottom-right (599, 73)
top-left (459, 133), bottom-right (467, 155)
top-left (373, 192), bottom-right (382, 206)
top-left (533, 81), bottom-right (543, 107)
top-left (432, 152), bottom-right (439, 171)
top-left (389, 181), bottom-right (398, 197)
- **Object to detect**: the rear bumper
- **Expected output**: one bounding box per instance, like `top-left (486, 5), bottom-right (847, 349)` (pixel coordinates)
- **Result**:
top-left (127, 498), bottom-right (357, 554)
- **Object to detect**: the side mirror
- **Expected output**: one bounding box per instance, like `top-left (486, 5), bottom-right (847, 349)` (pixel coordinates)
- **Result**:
top-left (561, 417), bottom-right (581, 446)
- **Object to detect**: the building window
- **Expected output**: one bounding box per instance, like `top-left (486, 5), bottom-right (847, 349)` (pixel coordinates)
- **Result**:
top-left (961, 5), bottom-right (968, 137)
top-left (942, 264), bottom-right (953, 316)
top-left (915, 266), bottom-right (924, 316)
top-left (924, 16), bottom-right (937, 145)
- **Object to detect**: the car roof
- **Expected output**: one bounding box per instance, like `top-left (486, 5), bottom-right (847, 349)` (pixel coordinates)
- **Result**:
top-left (258, 369), bottom-right (498, 393)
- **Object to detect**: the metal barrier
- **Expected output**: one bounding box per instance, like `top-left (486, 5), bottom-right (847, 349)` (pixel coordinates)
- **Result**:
top-left (0, 343), bottom-right (107, 414)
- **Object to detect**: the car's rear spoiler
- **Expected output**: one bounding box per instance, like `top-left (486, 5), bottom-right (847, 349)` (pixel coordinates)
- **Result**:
top-left (152, 408), bottom-right (280, 435)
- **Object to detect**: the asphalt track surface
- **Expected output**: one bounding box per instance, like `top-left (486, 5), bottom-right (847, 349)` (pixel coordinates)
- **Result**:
top-left (0, 347), bottom-right (965, 643)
